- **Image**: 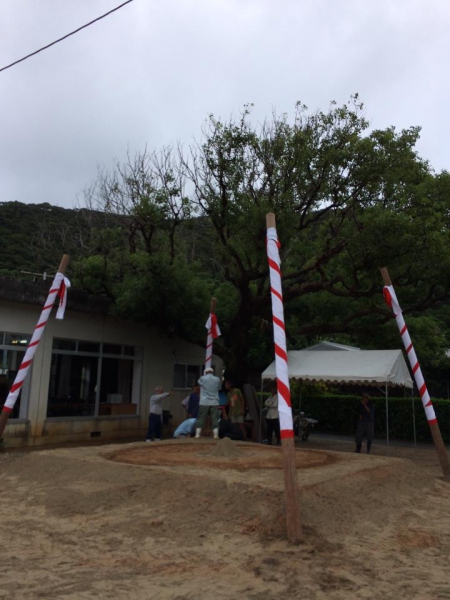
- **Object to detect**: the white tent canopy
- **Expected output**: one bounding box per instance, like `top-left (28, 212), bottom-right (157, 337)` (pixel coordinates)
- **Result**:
top-left (305, 341), bottom-right (361, 352)
top-left (262, 350), bottom-right (413, 388)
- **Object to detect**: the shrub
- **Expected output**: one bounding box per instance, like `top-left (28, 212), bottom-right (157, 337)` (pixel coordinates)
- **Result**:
top-left (298, 395), bottom-right (450, 443)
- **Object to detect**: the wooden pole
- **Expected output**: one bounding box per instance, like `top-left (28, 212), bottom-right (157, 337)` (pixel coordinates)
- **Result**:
top-left (0, 254), bottom-right (69, 443)
top-left (266, 213), bottom-right (302, 542)
top-left (381, 267), bottom-right (450, 480)
top-left (205, 298), bottom-right (217, 369)
top-left (0, 409), bottom-right (9, 443)
top-left (57, 254), bottom-right (70, 276)
top-left (281, 436), bottom-right (302, 542)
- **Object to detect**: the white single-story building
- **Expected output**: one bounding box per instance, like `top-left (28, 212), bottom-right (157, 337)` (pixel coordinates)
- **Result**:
top-left (0, 277), bottom-right (222, 447)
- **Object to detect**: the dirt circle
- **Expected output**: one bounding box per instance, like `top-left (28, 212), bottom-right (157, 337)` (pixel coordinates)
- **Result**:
top-left (107, 439), bottom-right (339, 471)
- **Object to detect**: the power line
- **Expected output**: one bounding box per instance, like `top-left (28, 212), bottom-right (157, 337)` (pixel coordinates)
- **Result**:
top-left (0, 0), bottom-right (135, 74)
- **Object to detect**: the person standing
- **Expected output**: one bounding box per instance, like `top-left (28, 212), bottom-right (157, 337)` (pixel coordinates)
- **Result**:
top-left (218, 386), bottom-right (229, 418)
top-left (196, 367), bottom-right (221, 439)
top-left (265, 382), bottom-right (281, 445)
top-left (355, 393), bottom-right (375, 454)
top-left (187, 385), bottom-right (200, 419)
top-left (224, 379), bottom-right (245, 437)
top-left (181, 394), bottom-right (190, 417)
top-left (146, 387), bottom-right (171, 442)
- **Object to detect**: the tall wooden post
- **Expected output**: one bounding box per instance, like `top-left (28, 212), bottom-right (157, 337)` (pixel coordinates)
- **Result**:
top-left (0, 403), bottom-right (10, 443)
top-left (266, 213), bottom-right (302, 542)
top-left (0, 254), bottom-right (69, 442)
top-left (205, 298), bottom-right (217, 369)
top-left (381, 267), bottom-right (450, 480)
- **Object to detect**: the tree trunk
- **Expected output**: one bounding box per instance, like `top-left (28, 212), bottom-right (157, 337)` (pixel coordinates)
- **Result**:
top-left (223, 288), bottom-right (253, 386)
top-left (223, 335), bottom-right (250, 387)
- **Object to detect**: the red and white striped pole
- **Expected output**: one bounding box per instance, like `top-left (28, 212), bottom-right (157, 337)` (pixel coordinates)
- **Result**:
top-left (0, 255), bottom-right (70, 441)
top-left (266, 213), bottom-right (302, 542)
top-left (381, 268), bottom-right (450, 479)
top-left (205, 298), bottom-right (220, 369)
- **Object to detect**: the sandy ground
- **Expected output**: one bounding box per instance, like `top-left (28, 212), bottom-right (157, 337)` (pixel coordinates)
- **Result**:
top-left (1, 437), bottom-right (450, 600)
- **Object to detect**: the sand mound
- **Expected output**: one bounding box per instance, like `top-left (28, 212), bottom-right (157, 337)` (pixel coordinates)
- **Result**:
top-left (107, 441), bottom-right (337, 470)
top-left (206, 437), bottom-right (244, 458)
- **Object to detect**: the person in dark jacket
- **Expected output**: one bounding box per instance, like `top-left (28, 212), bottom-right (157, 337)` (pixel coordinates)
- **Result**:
top-left (355, 393), bottom-right (375, 454)
top-left (218, 418), bottom-right (244, 441)
top-left (187, 385), bottom-right (200, 419)
top-left (265, 381), bottom-right (280, 445)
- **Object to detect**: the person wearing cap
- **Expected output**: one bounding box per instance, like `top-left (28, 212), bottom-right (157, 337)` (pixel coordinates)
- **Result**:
top-left (195, 367), bottom-right (221, 439)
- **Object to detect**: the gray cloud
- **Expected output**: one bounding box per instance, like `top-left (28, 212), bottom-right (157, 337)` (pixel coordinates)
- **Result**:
top-left (1, 0), bottom-right (449, 208)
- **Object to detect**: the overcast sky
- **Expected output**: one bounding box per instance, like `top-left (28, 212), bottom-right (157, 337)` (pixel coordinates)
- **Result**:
top-left (1, 0), bottom-right (449, 208)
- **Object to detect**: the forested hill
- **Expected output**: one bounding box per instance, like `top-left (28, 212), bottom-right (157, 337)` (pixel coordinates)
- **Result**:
top-left (0, 201), bottom-right (103, 277)
top-left (0, 200), bottom-right (212, 280)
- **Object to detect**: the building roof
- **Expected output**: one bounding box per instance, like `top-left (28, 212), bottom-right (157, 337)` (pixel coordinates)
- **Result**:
top-left (0, 276), bottom-right (111, 316)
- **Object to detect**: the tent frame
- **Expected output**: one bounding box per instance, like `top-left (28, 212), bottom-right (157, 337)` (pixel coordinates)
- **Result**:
top-left (260, 376), bottom-right (417, 452)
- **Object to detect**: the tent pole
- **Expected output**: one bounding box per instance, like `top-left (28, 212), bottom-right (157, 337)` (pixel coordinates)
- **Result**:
top-left (259, 380), bottom-right (264, 443)
top-left (411, 385), bottom-right (417, 450)
top-left (298, 383), bottom-right (302, 438)
top-left (385, 382), bottom-right (389, 456)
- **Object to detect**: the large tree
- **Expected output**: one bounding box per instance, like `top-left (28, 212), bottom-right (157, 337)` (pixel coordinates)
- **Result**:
top-left (76, 98), bottom-right (450, 383)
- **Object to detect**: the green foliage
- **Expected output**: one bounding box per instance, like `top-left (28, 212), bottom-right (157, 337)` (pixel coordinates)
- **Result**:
top-left (0, 201), bottom-right (119, 277)
top-left (3, 98), bottom-right (450, 384)
top-left (76, 251), bottom-right (211, 341)
top-left (185, 98), bottom-right (450, 379)
top-left (299, 394), bottom-right (450, 443)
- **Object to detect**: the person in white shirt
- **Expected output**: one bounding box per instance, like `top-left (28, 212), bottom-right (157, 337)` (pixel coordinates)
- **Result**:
top-left (195, 368), bottom-right (221, 439)
top-left (145, 387), bottom-right (171, 442)
top-left (265, 382), bottom-right (280, 445)
top-left (181, 394), bottom-right (190, 417)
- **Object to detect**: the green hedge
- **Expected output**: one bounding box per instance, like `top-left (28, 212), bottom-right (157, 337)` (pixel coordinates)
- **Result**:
top-left (296, 395), bottom-right (450, 443)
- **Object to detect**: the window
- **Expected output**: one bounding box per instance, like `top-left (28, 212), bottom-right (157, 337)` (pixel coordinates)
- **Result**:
top-left (99, 357), bottom-right (134, 403)
top-left (103, 343), bottom-right (121, 355)
top-left (47, 340), bottom-right (143, 418)
top-left (78, 341), bottom-right (100, 353)
top-left (4, 333), bottom-right (31, 347)
top-left (0, 332), bottom-right (31, 419)
top-left (173, 364), bottom-right (186, 389)
top-left (187, 365), bottom-right (200, 388)
top-left (173, 363), bottom-right (202, 389)
top-left (48, 354), bottom-right (97, 417)
top-left (52, 338), bottom-right (76, 351)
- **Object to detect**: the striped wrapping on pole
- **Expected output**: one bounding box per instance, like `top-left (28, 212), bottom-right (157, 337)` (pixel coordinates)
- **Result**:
top-left (383, 285), bottom-right (436, 424)
top-left (205, 313), bottom-right (221, 368)
top-left (2, 272), bottom-right (70, 413)
top-left (266, 226), bottom-right (294, 439)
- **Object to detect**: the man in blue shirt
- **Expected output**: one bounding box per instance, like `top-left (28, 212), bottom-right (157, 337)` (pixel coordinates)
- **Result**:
top-left (173, 418), bottom-right (197, 438)
top-left (196, 367), bottom-right (221, 439)
top-left (187, 385), bottom-right (200, 419)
